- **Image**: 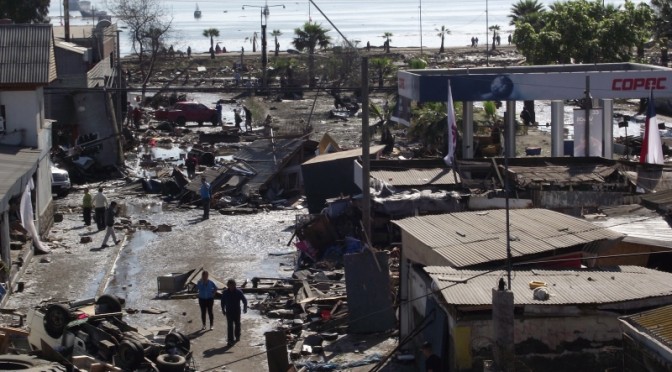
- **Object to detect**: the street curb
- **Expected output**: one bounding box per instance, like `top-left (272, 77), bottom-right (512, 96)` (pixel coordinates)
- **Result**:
top-left (96, 234), bottom-right (127, 298)
top-left (0, 243), bottom-right (34, 308)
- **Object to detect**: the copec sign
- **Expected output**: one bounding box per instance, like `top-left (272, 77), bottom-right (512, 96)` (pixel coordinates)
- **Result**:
top-left (399, 69), bottom-right (672, 102)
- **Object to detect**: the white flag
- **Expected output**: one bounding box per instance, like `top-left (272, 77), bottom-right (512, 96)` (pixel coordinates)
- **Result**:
top-left (640, 90), bottom-right (664, 165)
top-left (443, 81), bottom-right (458, 166)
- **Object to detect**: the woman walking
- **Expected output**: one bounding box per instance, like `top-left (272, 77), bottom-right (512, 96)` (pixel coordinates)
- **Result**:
top-left (195, 271), bottom-right (217, 330)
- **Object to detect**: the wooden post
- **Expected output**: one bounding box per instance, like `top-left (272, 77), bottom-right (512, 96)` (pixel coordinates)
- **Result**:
top-left (265, 330), bottom-right (289, 372)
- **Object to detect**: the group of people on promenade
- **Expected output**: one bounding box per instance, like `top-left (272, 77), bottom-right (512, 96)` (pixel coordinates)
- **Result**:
top-left (194, 271), bottom-right (248, 346)
top-left (82, 187), bottom-right (121, 248)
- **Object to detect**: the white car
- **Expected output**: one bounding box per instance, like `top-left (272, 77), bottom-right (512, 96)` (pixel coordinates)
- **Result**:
top-left (51, 166), bottom-right (71, 197)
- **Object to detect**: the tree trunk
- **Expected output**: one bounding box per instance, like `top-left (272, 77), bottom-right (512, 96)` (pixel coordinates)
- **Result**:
top-left (308, 52), bottom-right (315, 88)
top-left (210, 35), bottom-right (215, 59)
top-left (274, 36), bottom-right (279, 57)
top-left (440, 36), bottom-right (444, 53)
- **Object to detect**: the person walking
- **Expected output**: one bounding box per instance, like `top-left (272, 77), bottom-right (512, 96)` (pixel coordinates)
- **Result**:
top-left (186, 154), bottom-right (198, 179)
top-left (200, 177), bottom-right (211, 220)
top-left (82, 188), bottom-right (92, 226)
top-left (100, 201), bottom-right (121, 248)
top-left (92, 187), bottom-right (108, 231)
top-left (421, 342), bottom-right (442, 372)
top-left (215, 100), bottom-right (223, 125)
top-left (243, 105), bottom-right (252, 133)
top-left (195, 271), bottom-right (217, 330)
top-left (234, 109), bottom-right (243, 131)
top-left (221, 279), bottom-right (247, 346)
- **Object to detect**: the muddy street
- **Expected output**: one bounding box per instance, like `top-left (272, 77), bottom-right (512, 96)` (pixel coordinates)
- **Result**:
top-left (7, 188), bottom-right (300, 371)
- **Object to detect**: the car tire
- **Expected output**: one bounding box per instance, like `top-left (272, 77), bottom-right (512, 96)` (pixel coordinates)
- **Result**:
top-left (197, 121), bottom-right (204, 126)
top-left (156, 354), bottom-right (186, 372)
top-left (0, 355), bottom-right (66, 371)
top-left (176, 117), bottom-right (186, 126)
top-left (165, 331), bottom-right (190, 351)
top-left (117, 340), bottom-right (144, 370)
top-left (44, 304), bottom-right (71, 339)
top-left (95, 294), bottom-right (123, 317)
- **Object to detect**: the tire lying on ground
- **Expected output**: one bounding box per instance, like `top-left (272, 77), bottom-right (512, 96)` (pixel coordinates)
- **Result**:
top-left (95, 294), bottom-right (123, 317)
top-left (43, 303), bottom-right (72, 339)
top-left (156, 354), bottom-right (186, 372)
top-left (0, 355), bottom-right (67, 371)
top-left (164, 332), bottom-right (190, 351)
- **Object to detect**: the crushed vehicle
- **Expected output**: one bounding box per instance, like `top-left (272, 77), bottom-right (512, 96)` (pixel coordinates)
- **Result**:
top-left (154, 102), bottom-right (218, 126)
top-left (23, 295), bottom-right (192, 372)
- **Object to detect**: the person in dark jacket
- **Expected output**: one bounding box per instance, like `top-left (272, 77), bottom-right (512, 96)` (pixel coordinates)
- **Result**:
top-left (421, 342), bottom-right (442, 372)
top-left (100, 201), bottom-right (120, 248)
top-left (221, 279), bottom-right (247, 345)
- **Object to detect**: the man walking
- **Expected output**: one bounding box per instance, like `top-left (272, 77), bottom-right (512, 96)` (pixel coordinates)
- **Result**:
top-left (100, 201), bottom-right (121, 248)
top-left (243, 105), bottom-right (253, 133)
top-left (92, 187), bottom-right (108, 231)
top-left (200, 177), bottom-right (211, 220)
top-left (221, 279), bottom-right (247, 346)
top-left (82, 188), bottom-right (92, 226)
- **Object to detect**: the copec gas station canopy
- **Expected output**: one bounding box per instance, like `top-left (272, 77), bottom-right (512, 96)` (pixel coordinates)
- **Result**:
top-left (397, 63), bottom-right (672, 159)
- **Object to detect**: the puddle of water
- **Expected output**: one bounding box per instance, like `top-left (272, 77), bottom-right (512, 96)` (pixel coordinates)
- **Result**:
top-left (107, 230), bottom-right (158, 303)
top-left (123, 201), bottom-right (164, 216)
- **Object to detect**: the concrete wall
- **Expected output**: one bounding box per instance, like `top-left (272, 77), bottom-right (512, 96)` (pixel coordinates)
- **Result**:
top-left (451, 310), bottom-right (625, 371)
top-left (73, 91), bottom-right (118, 166)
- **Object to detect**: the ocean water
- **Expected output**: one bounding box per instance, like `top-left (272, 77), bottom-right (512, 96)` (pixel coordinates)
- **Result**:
top-left (50, 0), bottom-right (629, 56)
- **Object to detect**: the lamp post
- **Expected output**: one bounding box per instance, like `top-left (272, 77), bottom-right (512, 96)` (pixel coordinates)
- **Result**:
top-left (243, 1), bottom-right (285, 88)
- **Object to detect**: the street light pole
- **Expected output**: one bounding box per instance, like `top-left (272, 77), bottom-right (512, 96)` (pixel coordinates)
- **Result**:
top-left (243, 1), bottom-right (285, 88)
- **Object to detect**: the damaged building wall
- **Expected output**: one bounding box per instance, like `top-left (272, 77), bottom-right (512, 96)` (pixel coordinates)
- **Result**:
top-left (532, 190), bottom-right (639, 215)
top-left (73, 91), bottom-right (120, 166)
top-left (451, 311), bottom-right (625, 371)
top-left (0, 90), bottom-right (42, 148)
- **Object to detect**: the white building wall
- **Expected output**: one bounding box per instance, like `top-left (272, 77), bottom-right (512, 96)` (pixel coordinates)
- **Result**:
top-left (0, 90), bottom-right (41, 148)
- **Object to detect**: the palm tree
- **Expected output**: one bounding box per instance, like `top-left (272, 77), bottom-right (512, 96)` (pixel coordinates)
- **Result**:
top-left (370, 57), bottom-right (393, 88)
top-left (381, 32), bottom-right (393, 53)
top-left (292, 22), bottom-right (331, 88)
top-left (271, 29), bottom-right (282, 56)
top-left (202, 28), bottom-right (220, 59)
top-left (435, 26), bottom-right (451, 53)
top-left (509, 0), bottom-right (545, 29)
top-left (489, 25), bottom-right (500, 50)
top-left (245, 32), bottom-right (258, 52)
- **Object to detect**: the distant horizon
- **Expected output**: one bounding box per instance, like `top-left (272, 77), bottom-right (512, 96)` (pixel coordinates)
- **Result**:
top-left (49, 0), bottom-right (632, 56)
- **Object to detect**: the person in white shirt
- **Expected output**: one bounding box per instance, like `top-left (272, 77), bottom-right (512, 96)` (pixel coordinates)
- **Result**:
top-left (92, 187), bottom-right (108, 231)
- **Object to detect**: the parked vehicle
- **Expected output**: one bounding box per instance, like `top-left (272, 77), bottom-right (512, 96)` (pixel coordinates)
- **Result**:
top-left (51, 165), bottom-right (71, 197)
top-left (154, 102), bottom-right (218, 126)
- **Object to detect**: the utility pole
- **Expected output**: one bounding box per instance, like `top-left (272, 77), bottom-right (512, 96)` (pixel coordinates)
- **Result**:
top-left (63, 0), bottom-right (70, 42)
top-left (584, 76), bottom-right (591, 156)
top-left (486, 0), bottom-right (489, 66)
top-left (115, 28), bottom-right (124, 164)
top-left (361, 57), bottom-right (371, 241)
top-left (419, 0), bottom-right (423, 55)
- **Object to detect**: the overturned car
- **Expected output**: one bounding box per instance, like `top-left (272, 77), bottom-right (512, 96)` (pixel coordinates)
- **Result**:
top-left (23, 295), bottom-right (191, 371)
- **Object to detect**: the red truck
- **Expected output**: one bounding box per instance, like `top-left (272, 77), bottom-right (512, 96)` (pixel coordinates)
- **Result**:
top-left (154, 102), bottom-right (218, 126)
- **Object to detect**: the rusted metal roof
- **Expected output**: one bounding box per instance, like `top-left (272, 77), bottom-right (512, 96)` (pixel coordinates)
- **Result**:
top-left (0, 24), bottom-right (56, 86)
top-left (302, 145), bottom-right (386, 165)
top-left (0, 147), bottom-right (40, 212)
top-left (425, 265), bottom-right (672, 306)
top-left (621, 304), bottom-right (672, 349)
top-left (370, 168), bottom-right (461, 186)
top-left (394, 208), bottom-right (622, 268)
top-left (507, 164), bottom-right (618, 187)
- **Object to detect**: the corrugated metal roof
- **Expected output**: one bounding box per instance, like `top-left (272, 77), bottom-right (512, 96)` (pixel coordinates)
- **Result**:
top-left (0, 24), bottom-right (56, 86)
top-left (302, 145), bottom-right (386, 165)
top-left (87, 56), bottom-right (115, 88)
top-left (508, 164), bottom-right (618, 187)
top-left (0, 147), bottom-right (40, 212)
top-left (394, 208), bottom-right (622, 268)
top-left (234, 138), bottom-right (304, 191)
top-left (425, 265), bottom-right (672, 306)
top-left (640, 189), bottom-right (672, 212)
top-left (370, 168), bottom-right (461, 186)
top-left (621, 304), bottom-right (672, 349)
top-left (590, 205), bottom-right (672, 244)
